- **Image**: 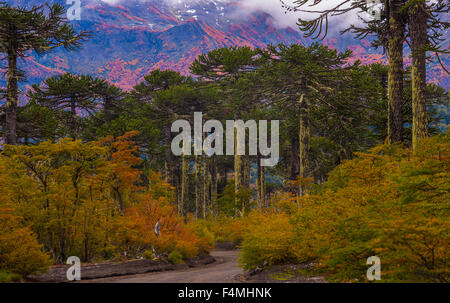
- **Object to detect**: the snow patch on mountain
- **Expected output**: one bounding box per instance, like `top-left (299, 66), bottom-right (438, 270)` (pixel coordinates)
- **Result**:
top-left (97, 0), bottom-right (362, 32)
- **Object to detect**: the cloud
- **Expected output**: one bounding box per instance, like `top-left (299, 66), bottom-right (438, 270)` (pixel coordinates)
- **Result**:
top-left (98, 0), bottom-right (365, 32)
top-left (99, 0), bottom-right (121, 4)
top-left (237, 0), bottom-right (365, 33)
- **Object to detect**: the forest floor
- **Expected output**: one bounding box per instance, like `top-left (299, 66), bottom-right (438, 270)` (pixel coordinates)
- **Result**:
top-left (84, 250), bottom-right (243, 283)
top-left (84, 249), bottom-right (326, 283)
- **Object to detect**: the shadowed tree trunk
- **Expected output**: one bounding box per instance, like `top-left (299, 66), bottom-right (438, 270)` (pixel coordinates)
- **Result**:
top-left (104, 95), bottom-right (114, 125)
top-left (70, 99), bottom-right (77, 140)
top-left (243, 156), bottom-right (251, 189)
top-left (210, 156), bottom-right (218, 217)
top-left (234, 126), bottom-right (243, 215)
top-left (409, 0), bottom-right (429, 152)
top-left (180, 154), bottom-right (189, 217)
top-left (299, 94), bottom-right (310, 196)
top-left (387, 0), bottom-right (406, 143)
top-left (259, 164), bottom-right (266, 208)
top-left (5, 48), bottom-right (18, 145)
top-left (203, 155), bottom-right (209, 219)
top-left (256, 159), bottom-right (263, 211)
top-left (290, 136), bottom-right (300, 181)
top-left (195, 155), bottom-right (204, 219)
top-left (163, 125), bottom-right (174, 184)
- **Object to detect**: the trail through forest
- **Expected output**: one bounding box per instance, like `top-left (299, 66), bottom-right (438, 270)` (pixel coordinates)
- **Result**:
top-left (84, 250), bottom-right (243, 283)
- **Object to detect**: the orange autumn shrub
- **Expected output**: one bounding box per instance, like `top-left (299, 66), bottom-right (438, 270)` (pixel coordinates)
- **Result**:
top-left (112, 171), bottom-right (213, 259)
top-left (116, 193), bottom-right (213, 259)
top-left (0, 133), bottom-right (210, 266)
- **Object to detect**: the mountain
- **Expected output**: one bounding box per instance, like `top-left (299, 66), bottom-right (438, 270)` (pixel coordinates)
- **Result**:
top-left (2, 0), bottom-right (449, 91)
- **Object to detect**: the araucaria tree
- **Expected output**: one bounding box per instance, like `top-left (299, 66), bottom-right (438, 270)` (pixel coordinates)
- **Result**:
top-left (407, 0), bottom-right (448, 152)
top-left (28, 73), bottom-right (107, 139)
top-left (284, 0), bottom-right (407, 142)
top-left (190, 46), bottom-right (262, 212)
top-left (284, 0), bottom-right (448, 146)
top-left (0, 3), bottom-right (90, 144)
top-left (259, 43), bottom-right (371, 194)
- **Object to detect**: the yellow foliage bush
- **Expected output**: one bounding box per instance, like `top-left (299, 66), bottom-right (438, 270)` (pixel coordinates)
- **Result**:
top-left (205, 215), bottom-right (245, 245)
top-left (0, 134), bottom-right (212, 268)
top-left (0, 208), bottom-right (51, 278)
top-left (240, 132), bottom-right (449, 282)
top-left (240, 211), bottom-right (296, 270)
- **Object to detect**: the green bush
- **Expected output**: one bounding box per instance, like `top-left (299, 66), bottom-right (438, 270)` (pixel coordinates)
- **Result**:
top-left (0, 271), bottom-right (22, 283)
top-left (168, 250), bottom-right (183, 265)
top-left (240, 211), bottom-right (297, 270)
top-left (240, 133), bottom-right (450, 282)
top-left (0, 209), bottom-right (52, 278)
top-left (142, 250), bottom-right (154, 260)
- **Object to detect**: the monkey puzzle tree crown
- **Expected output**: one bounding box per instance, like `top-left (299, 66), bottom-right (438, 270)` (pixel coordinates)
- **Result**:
top-left (0, 2), bottom-right (91, 144)
top-left (0, 2), bottom-right (90, 56)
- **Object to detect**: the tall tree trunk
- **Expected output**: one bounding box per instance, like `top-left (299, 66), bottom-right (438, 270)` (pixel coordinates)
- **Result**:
top-left (256, 159), bottom-right (262, 212)
top-left (5, 49), bottom-right (18, 145)
top-left (180, 154), bottom-right (189, 218)
top-left (241, 156), bottom-right (251, 216)
top-left (299, 94), bottom-right (310, 196)
top-left (59, 230), bottom-right (67, 264)
top-left (409, 0), bottom-right (428, 153)
top-left (203, 155), bottom-right (209, 219)
top-left (195, 155), bottom-right (204, 219)
top-left (387, 0), bottom-right (405, 143)
top-left (70, 100), bottom-right (77, 140)
top-left (104, 96), bottom-right (114, 125)
top-left (210, 156), bottom-right (218, 217)
top-left (222, 166), bottom-right (228, 187)
top-left (259, 164), bottom-right (266, 208)
top-left (163, 125), bottom-right (174, 185)
top-left (234, 127), bottom-right (243, 215)
top-left (174, 163), bottom-right (181, 215)
top-left (290, 135), bottom-right (300, 181)
top-left (243, 156), bottom-right (251, 189)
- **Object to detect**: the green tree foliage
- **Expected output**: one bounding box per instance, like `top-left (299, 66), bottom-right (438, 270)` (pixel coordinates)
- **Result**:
top-left (0, 3), bottom-right (90, 144)
top-left (28, 73), bottom-right (108, 139)
top-left (287, 0), bottom-right (448, 145)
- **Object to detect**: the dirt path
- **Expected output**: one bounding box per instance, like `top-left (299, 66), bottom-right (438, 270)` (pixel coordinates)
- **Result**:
top-left (85, 250), bottom-right (243, 283)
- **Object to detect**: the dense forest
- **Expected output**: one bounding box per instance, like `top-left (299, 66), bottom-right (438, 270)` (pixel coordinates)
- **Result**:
top-left (0, 1), bottom-right (448, 283)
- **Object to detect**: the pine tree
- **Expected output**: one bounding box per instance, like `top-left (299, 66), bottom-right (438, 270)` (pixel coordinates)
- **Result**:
top-left (287, 0), bottom-right (407, 142)
top-left (28, 73), bottom-right (106, 139)
top-left (287, 0), bottom-right (448, 145)
top-left (191, 46), bottom-right (262, 209)
top-left (407, 0), bottom-right (449, 152)
top-left (137, 72), bottom-right (219, 216)
top-left (260, 43), bottom-right (354, 193)
top-left (100, 84), bottom-right (123, 125)
top-left (132, 70), bottom-right (191, 188)
top-left (0, 3), bottom-right (90, 144)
